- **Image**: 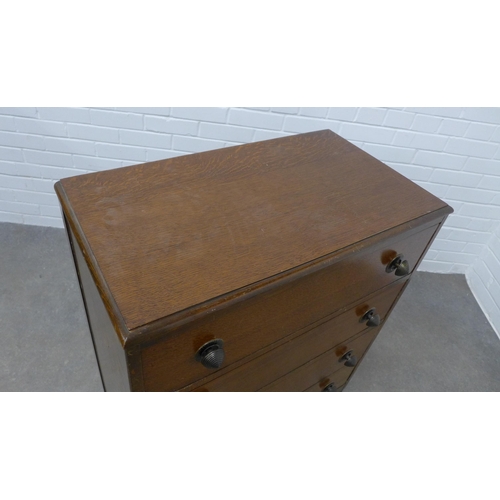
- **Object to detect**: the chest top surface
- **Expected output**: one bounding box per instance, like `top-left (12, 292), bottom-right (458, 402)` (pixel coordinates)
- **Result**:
top-left (56, 129), bottom-right (450, 330)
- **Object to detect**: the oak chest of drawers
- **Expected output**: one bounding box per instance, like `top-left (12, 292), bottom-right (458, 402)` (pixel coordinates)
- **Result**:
top-left (55, 129), bottom-right (452, 392)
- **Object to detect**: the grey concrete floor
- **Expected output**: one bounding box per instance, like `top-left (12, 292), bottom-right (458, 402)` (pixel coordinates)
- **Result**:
top-left (0, 222), bottom-right (102, 391)
top-left (1, 221), bottom-right (500, 392)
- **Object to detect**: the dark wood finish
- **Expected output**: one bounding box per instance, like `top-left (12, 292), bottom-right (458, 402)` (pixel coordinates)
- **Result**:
top-left (140, 223), bottom-right (437, 391)
top-left (260, 328), bottom-right (380, 392)
top-left (55, 130), bottom-right (449, 331)
top-left (67, 222), bottom-right (131, 391)
top-left (55, 130), bottom-right (453, 391)
top-left (130, 212), bottom-right (446, 347)
top-left (185, 279), bottom-right (407, 392)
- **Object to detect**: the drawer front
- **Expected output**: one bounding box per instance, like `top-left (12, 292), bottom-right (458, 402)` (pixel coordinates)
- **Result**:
top-left (186, 279), bottom-right (406, 392)
top-left (259, 328), bottom-right (379, 392)
top-left (141, 223), bottom-right (437, 391)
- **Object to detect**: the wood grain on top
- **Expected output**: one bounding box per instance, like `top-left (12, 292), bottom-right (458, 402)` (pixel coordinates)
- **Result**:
top-left (56, 130), bottom-right (450, 330)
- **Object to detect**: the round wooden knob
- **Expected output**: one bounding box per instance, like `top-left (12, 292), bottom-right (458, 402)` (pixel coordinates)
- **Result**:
top-left (196, 339), bottom-right (225, 369)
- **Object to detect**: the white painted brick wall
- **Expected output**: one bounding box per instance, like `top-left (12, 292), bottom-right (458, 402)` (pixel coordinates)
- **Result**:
top-left (144, 116), bottom-right (197, 135)
top-left (468, 222), bottom-right (500, 337)
top-left (1, 107), bottom-right (500, 335)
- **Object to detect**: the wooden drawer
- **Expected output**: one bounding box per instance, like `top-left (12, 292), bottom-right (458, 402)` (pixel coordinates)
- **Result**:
top-left (141, 224), bottom-right (434, 391)
top-left (184, 279), bottom-right (407, 392)
top-left (259, 328), bottom-right (379, 392)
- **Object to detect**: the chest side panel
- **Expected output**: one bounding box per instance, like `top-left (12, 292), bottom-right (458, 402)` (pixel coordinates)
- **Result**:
top-left (66, 220), bottom-right (131, 392)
